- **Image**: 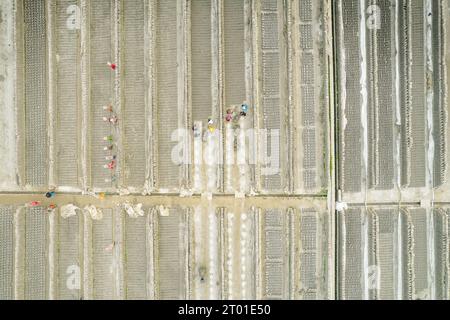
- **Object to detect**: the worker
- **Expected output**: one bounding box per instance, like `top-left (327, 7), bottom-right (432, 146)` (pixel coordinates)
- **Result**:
top-left (102, 116), bottom-right (119, 124)
top-left (103, 160), bottom-right (116, 170)
top-left (103, 145), bottom-right (114, 151)
top-left (105, 155), bottom-right (117, 161)
top-left (103, 105), bottom-right (113, 112)
top-left (109, 116), bottom-right (119, 124)
top-left (103, 135), bottom-right (114, 142)
top-left (241, 103), bottom-right (249, 113)
top-left (46, 204), bottom-right (56, 213)
top-left (193, 124), bottom-right (201, 138)
top-left (107, 62), bottom-right (117, 70)
top-left (207, 118), bottom-right (215, 133)
top-left (45, 191), bottom-right (56, 198)
top-left (29, 201), bottom-right (41, 207)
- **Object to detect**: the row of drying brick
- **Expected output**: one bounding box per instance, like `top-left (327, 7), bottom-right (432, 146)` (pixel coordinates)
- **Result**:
top-left (0, 204), bottom-right (330, 300)
top-left (5, 0), bottom-right (328, 195)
